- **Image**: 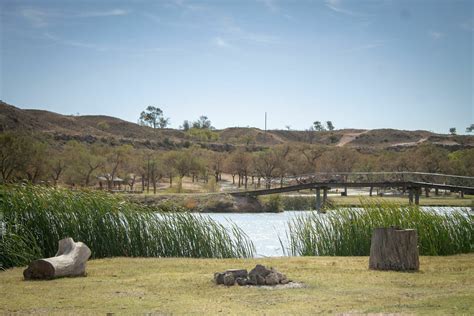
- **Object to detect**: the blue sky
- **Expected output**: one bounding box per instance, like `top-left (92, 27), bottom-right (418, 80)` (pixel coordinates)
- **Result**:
top-left (1, 0), bottom-right (473, 133)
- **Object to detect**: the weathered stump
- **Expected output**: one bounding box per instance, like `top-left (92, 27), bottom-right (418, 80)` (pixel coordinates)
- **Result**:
top-left (369, 227), bottom-right (419, 271)
top-left (23, 238), bottom-right (91, 280)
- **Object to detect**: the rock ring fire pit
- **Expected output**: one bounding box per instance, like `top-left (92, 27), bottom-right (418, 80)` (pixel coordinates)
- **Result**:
top-left (214, 264), bottom-right (303, 288)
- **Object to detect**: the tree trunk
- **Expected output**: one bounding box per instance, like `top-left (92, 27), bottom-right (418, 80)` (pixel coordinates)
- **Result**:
top-left (369, 186), bottom-right (373, 197)
top-left (23, 238), bottom-right (91, 280)
top-left (369, 227), bottom-right (419, 271)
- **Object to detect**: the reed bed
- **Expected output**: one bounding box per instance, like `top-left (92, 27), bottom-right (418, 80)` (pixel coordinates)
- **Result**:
top-left (286, 201), bottom-right (473, 256)
top-left (0, 185), bottom-right (255, 269)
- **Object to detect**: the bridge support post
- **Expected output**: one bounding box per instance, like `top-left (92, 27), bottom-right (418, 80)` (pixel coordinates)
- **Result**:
top-left (315, 187), bottom-right (322, 213)
top-left (323, 187), bottom-right (328, 209)
top-left (415, 188), bottom-right (420, 206)
top-left (408, 189), bottom-right (414, 205)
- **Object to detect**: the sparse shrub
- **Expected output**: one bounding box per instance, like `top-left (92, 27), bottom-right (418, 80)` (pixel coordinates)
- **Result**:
top-left (262, 194), bottom-right (283, 212)
top-left (281, 195), bottom-right (315, 210)
top-left (206, 177), bottom-right (220, 193)
top-left (97, 121), bottom-right (110, 130)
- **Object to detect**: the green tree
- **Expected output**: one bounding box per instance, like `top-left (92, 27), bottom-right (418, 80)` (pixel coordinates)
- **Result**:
top-left (0, 132), bottom-right (31, 183)
top-left (192, 116), bottom-right (213, 129)
top-left (466, 124), bottom-right (474, 133)
top-left (449, 127), bottom-right (456, 135)
top-left (48, 148), bottom-right (66, 186)
top-left (181, 120), bottom-right (190, 131)
top-left (102, 145), bottom-right (133, 190)
top-left (139, 106), bottom-right (169, 129)
top-left (326, 121), bottom-right (335, 131)
top-left (449, 149), bottom-right (474, 176)
top-left (24, 140), bottom-right (48, 184)
top-left (63, 142), bottom-right (105, 187)
top-left (313, 121), bottom-right (325, 131)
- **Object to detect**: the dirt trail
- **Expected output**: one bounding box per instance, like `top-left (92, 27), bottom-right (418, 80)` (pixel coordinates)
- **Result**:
top-left (390, 137), bottom-right (429, 148)
top-left (336, 130), bottom-right (368, 147)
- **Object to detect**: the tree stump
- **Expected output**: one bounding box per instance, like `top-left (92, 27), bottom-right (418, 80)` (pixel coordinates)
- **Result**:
top-left (369, 227), bottom-right (419, 271)
top-left (23, 238), bottom-right (91, 280)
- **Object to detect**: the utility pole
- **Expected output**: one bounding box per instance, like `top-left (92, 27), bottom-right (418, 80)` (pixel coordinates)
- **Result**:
top-left (264, 112), bottom-right (267, 141)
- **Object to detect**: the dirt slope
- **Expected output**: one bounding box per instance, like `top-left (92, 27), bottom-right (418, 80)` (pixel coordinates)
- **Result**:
top-left (1, 101), bottom-right (472, 150)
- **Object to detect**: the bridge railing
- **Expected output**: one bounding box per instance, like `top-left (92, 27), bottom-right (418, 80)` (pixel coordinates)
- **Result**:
top-left (280, 172), bottom-right (474, 189)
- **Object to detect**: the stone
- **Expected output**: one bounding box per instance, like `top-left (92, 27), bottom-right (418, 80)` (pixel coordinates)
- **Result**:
top-left (223, 272), bottom-right (235, 286)
top-left (224, 269), bottom-right (248, 279)
top-left (236, 277), bottom-right (248, 286)
top-left (265, 272), bottom-right (279, 286)
top-left (214, 264), bottom-right (293, 287)
top-left (214, 272), bottom-right (224, 285)
top-left (249, 264), bottom-right (272, 278)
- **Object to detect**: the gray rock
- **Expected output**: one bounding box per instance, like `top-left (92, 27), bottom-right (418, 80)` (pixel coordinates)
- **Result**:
top-left (214, 272), bottom-right (224, 285)
top-left (223, 272), bottom-right (235, 286)
top-left (215, 265), bottom-right (292, 287)
top-left (225, 269), bottom-right (248, 279)
top-left (265, 272), bottom-right (279, 286)
top-left (256, 274), bottom-right (266, 285)
top-left (249, 264), bottom-right (273, 285)
top-left (236, 277), bottom-right (248, 286)
top-left (246, 277), bottom-right (256, 285)
top-left (249, 264), bottom-right (272, 278)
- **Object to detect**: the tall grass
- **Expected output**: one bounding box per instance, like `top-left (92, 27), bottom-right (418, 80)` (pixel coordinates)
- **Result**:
top-left (0, 185), bottom-right (255, 269)
top-left (286, 201), bottom-right (473, 256)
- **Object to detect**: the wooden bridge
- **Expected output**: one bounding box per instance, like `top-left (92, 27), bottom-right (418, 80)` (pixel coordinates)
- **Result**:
top-left (229, 172), bottom-right (474, 211)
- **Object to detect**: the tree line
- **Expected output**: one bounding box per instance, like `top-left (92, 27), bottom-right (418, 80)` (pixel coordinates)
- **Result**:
top-left (1, 131), bottom-right (472, 192)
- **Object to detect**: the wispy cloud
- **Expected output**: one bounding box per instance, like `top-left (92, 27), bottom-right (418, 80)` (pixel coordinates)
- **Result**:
top-left (460, 19), bottom-right (473, 32)
top-left (19, 6), bottom-right (129, 28)
top-left (221, 18), bottom-right (280, 46)
top-left (344, 40), bottom-right (387, 53)
top-left (257, 0), bottom-right (278, 12)
top-left (172, 0), bottom-right (207, 11)
top-left (324, 0), bottom-right (367, 17)
top-left (20, 7), bottom-right (50, 27)
top-left (44, 32), bottom-right (108, 51)
top-left (429, 31), bottom-right (444, 40)
top-left (212, 37), bottom-right (230, 48)
top-left (256, 0), bottom-right (293, 20)
top-left (44, 32), bottom-right (170, 55)
top-left (76, 9), bottom-right (129, 18)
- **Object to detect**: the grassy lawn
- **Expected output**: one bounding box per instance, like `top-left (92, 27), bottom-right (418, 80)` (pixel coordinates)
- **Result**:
top-left (1, 255), bottom-right (473, 314)
top-left (328, 195), bottom-right (474, 207)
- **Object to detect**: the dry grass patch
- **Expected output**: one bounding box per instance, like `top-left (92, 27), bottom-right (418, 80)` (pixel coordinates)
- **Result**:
top-left (1, 255), bottom-right (473, 315)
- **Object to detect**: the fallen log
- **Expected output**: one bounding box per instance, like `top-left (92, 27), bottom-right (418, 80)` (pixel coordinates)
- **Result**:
top-left (23, 238), bottom-right (91, 280)
top-left (369, 227), bottom-right (419, 271)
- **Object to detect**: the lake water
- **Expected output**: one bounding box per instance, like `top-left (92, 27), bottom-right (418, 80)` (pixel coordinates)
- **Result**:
top-left (206, 211), bottom-right (310, 257)
top-left (204, 207), bottom-right (472, 257)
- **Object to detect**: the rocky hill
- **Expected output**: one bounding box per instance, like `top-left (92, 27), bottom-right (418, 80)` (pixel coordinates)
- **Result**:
top-left (1, 101), bottom-right (472, 151)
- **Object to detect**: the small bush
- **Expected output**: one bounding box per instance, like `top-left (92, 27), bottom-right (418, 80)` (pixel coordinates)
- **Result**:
top-left (262, 194), bottom-right (283, 212)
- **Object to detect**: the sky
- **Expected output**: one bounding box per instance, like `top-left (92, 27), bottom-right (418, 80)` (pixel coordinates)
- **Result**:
top-left (0, 0), bottom-right (473, 133)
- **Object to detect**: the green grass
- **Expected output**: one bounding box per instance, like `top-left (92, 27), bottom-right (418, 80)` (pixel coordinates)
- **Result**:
top-left (260, 194), bottom-right (473, 211)
top-left (286, 202), bottom-right (473, 256)
top-left (0, 255), bottom-right (473, 314)
top-left (0, 185), bottom-right (255, 269)
top-left (328, 195), bottom-right (474, 207)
